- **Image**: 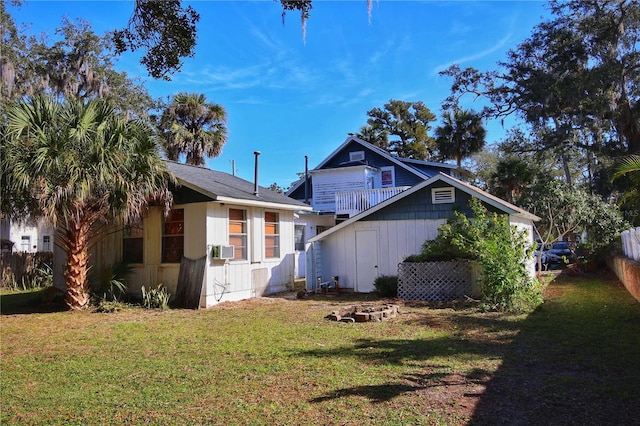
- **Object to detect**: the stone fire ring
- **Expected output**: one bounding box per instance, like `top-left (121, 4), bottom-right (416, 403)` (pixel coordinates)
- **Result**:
top-left (325, 304), bottom-right (400, 323)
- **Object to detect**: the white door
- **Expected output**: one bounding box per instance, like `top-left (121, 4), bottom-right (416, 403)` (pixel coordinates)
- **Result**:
top-left (355, 230), bottom-right (378, 293)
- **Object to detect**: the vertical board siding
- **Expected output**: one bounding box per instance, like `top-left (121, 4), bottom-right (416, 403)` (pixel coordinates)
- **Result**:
top-left (316, 219), bottom-right (445, 292)
top-left (82, 201), bottom-right (298, 308)
top-left (201, 204), bottom-right (297, 307)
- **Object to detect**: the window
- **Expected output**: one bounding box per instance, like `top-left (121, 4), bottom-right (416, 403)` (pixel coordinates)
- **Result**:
top-left (229, 208), bottom-right (247, 260)
top-left (265, 212), bottom-right (280, 258)
top-left (349, 151), bottom-right (365, 162)
top-left (316, 225), bottom-right (330, 235)
top-left (42, 235), bottom-right (51, 252)
top-left (432, 187), bottom-right (455, 204)
top-left (123, 222), bottom-right (143, 263)
top-left (21, 236), bottom-right (31, 252)
top-left (381, 166), bottom-right (395, 187)
top-left (162, 209), bottom-right (184, 263)
top-left (294, 225), bottom-right (305, 251)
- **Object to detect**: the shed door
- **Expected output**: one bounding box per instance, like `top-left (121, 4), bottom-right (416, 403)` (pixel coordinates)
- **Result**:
top-left (355, 230), bottom-right (378, 293)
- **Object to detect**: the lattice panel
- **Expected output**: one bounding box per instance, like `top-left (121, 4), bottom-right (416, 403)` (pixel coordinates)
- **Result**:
top-left (398, 261), bottom-right (473, 302)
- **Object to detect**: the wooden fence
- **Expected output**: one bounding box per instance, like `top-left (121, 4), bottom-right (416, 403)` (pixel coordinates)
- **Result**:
top-left (621, 227), bottom-right (640, 261)
top-left (1, 252), bottom-right (54, 288)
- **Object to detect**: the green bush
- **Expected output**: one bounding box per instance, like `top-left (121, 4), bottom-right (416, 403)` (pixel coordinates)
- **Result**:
top-left (373, 275), bottom-right (398, 297)
top-left (419, 198), bottom-right (542, 313)
top-left (141, 284), bottom-right (171, 310)
top-left (90, 262), bottom-right (132, 304)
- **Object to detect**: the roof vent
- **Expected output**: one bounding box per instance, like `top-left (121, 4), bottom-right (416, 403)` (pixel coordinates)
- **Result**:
top-left (432, 187), bottom-right (455, 204)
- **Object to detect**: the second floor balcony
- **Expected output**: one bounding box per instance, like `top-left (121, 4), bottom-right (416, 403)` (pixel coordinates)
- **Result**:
top-left (335, 186), bottom-right (411, 218)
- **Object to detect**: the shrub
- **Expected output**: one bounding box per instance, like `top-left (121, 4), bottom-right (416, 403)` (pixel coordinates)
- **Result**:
top-left (373, 275), bottom-right (398, 297)
top-left (141, 284), bottom-right (171, 310)
top-left (90, 262), bottom-right (132, 304)
top-left (419, 198), bottom-right (542, 313)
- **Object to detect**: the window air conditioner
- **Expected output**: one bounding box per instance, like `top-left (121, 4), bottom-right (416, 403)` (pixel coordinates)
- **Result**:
top-left (211, 245), bottom-right (235, 260)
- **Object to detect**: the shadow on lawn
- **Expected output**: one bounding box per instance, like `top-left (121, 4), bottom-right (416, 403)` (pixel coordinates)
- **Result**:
top-left (303, 272), bottom-right (640, 425)
top-left (0, 288), bottom-right (66, 315)
top-left (469, 272), bottom-right (640, 425)
top-left (302, 316), bottom-right (517, 406)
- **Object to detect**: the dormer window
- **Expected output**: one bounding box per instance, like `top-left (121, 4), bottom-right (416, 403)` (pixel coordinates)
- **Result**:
top-left (432, 187), bottom-right (455, 204)
top-left (349, 151), bottom-right (365, 162)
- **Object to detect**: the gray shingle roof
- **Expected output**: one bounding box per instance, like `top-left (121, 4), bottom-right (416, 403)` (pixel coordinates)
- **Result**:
top-left (166, 161), bottom-right (311, 210)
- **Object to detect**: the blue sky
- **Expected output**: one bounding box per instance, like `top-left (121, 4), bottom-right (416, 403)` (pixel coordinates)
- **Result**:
top-left (9, 0), bottom-right (550, 188)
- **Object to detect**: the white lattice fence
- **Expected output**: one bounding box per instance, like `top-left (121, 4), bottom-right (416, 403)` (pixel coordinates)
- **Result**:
top-left (398, 261), bottom-right (480, 302)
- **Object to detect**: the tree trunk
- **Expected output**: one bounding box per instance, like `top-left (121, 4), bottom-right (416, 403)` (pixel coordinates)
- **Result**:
top-left (618, 96), bottom-right (640, 154)
top-left (63, 221), bottom-right (92, 310)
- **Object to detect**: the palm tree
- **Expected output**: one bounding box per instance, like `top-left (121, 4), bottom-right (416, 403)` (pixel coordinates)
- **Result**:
top-left (490, 156), bottom-right (536, 204)
top-left (435, 109), bottom-right (486, 167)
top-left (158, 92), bottom-right (227, 166)
top-left (613, 154), bottom-right (640, 221)
top-left (613, 154), bottom-right (640, 182)
top-left (2, 95), bottom-right (172, 310)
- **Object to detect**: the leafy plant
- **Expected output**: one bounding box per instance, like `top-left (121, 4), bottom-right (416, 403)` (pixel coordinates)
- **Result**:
top-left (1, 256), bottom-right (53, 290)
top-left (90, 262), bottom-right (132, 304)
top-left (418, 198), bottom-right (542, 312)
top-left (373, 275), bottom-right (398, 298)
top-left (32, 263), bottom-right (54, 288)
top-left (141, 284), bottom-right (171, 310)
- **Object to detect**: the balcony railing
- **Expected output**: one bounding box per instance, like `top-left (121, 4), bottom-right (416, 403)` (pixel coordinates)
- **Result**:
top-left (335, 186), bottom-right (411, 217)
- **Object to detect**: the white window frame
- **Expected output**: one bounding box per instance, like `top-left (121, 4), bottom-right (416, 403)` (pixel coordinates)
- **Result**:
top-left (349, 151), bottom-right (365, 162)
top-left (229, 208), bottom-right (248, 261)
top-left (294, 225), bottom-right (305, 251)
top-left (21, 235), bottom-right (31, 252)
top-left (42, 235), bottom-right (51, 252)
top-left (264, 211), bottom-right (280, 259)
top-left (380, 166), bottom-right (395, 187)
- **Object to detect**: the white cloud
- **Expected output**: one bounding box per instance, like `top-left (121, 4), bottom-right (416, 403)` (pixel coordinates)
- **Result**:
top-left (430, 31), bottom-right (512, 75)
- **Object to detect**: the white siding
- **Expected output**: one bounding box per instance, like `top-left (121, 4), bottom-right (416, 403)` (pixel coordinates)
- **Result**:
top-left (310, 215), bottom-right (537, 294)
top-left (312, 219), bottom-right (445, 292)
top-left (7, 218), bottom-right (56, 253)
top-left (310, 166), bottom-right (376, 211)
top-left (201, 203), bottom-right (297, 308)
top-left (508, 215), bottom-right (537, 279)
top-left (292, 213), bottom-right (335, 279)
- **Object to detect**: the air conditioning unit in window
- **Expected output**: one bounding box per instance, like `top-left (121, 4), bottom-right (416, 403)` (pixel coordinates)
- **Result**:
top-left (211, 245), bottom-right (234, 260)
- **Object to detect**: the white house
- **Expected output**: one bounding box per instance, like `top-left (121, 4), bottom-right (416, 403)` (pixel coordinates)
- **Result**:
top-left (54, 160), bottom-right (312, 308)
top-left (0, 217), bottom-right (55, 253)
top-left (305, 173), bottom-right (540, 293)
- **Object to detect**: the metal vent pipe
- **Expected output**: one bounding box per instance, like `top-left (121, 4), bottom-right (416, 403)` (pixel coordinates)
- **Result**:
top-left (304, 155), bottom-right (309, 204)
top-left (253, 151), bottom-right (261, 196)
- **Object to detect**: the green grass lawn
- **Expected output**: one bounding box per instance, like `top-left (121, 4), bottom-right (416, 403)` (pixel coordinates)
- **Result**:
top-left (2, 271), bottom-right (639, 425)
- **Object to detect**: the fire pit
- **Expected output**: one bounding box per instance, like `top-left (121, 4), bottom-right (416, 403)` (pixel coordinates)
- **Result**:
top-left (325, 304), bottom-right (400, 323)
